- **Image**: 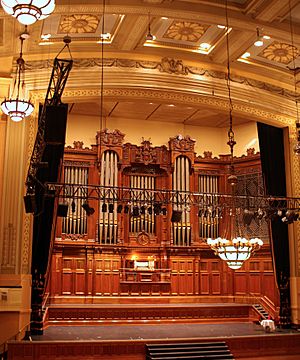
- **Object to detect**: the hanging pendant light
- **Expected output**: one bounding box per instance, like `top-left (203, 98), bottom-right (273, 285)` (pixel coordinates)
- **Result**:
top-left (1, 32), bottom-right (34, 122)
top-left (1, 0), bottom-right (55, 25)
top-left (206, 0), bottom-right (263, 270)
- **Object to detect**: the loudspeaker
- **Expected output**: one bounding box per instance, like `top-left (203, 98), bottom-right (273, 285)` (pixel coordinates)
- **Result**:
top-left (57, 203), bottom-right (68, 217)
top-left (44, 104), bottom-right (68, 145)
top-left (171, 210), bottom-right (182, 222)
top-left (24, 195), bottom-right (37, 214)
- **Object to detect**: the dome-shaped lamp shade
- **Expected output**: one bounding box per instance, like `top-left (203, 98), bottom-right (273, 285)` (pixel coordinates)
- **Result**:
top-left (1, 98), bottom-right (34, 122)
top-left (1, 0), bottom-right (55, 25)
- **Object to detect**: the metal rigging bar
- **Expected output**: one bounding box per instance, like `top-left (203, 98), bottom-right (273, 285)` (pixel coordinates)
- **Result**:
top-left (46, 182), bottom-right (300, 211)
top-left (26, 57), bottom-right (73, 193)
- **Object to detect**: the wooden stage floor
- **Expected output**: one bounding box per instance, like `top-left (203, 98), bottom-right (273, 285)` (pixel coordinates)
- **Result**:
top-left (31, 322), bottom-right (297, 341)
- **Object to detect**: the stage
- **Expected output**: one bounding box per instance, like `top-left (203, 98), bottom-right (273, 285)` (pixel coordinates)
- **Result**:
top-left (7, 321), bottom-right (300, 360)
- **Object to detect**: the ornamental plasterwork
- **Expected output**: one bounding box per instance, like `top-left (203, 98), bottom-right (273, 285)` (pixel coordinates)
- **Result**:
top-left (22, 104), bottom-right (38, 274)
top-left (56, 87), bottom-right (293, 127)
top-left (25, 57), bottom-right (296, 100)
top-left (163, 21), bottom-right (207, 42)
top-left (59, 14), bottom-right (99, 34)
top-left (260, 41), bottom-right (299, 65)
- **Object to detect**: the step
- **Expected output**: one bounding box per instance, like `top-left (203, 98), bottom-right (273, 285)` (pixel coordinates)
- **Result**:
top-left (148, 350), bottom-right (231, 357)
top-left (147, 341), bottom-right (227, 349)
top-left (146, 355), bottom-right (234, 360)
top-left (148, 347), bottom-right (229, 353)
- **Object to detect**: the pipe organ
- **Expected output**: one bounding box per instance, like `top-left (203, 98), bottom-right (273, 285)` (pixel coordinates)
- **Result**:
top-left (50, 131), bottom-right (278, 308)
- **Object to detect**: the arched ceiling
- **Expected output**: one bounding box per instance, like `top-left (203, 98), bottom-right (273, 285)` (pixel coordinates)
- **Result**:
top-left (0, 0), bottom-right (300, 127)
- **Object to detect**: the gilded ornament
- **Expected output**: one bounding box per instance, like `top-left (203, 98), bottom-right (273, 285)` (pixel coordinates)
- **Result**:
top-left (163, 21), bottom-right (207, 42)
top-left (59, 14), bottom-right (99, 34)
top-left (260, 41), bottom-right (299, 65)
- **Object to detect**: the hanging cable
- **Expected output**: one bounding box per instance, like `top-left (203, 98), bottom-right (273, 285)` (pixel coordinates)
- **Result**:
top-left (225, 0), bottom-right (237, 181)
top-left (100, 0), bottom-right (106, 131)
top-left (288, 0), bottom-right (300, 154)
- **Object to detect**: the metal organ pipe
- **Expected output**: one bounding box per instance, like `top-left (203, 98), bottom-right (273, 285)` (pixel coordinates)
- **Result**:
top-left (198, 174), bottom-right (219, 239)
top-left (62, 165), bottom-right (88, 235)
top-left (130, 175), bottom-right (155, 234)
top-left (99, 150), bottom-right (118, 244)
top-left (173, 156), bottom-right (191, 246)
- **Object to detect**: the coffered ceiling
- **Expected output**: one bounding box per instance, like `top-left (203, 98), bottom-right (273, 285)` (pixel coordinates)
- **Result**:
top-left (0, 0), bottom-right (299, 127)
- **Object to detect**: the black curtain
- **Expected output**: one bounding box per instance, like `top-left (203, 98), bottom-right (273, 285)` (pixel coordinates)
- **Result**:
top-left (257, 122), bottom-right (291, 326)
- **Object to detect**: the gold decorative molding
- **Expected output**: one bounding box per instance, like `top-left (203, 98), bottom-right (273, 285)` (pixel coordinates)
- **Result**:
top-left (57, 87), bottom-right (294, 127)
top-left (260, 41), bottom-right (299, 65)
top-left (25, 57), bottom-right (296, 100)
top-left (163, 21), bottom-right (207, 42)
top-left (59, 14), bottom-right (100, 34)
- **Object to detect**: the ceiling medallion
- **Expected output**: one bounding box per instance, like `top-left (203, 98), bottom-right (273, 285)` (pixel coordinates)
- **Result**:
top-left (163, 21), bottom-right (207, 42)
top-left (260, 41), bottom-right (299, 64)
top-left (59, 14), bottom-right (99, 34)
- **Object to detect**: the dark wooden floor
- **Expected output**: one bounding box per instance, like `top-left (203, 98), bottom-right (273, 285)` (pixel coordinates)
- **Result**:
top-left (31, 322), bottom-right (297, 341)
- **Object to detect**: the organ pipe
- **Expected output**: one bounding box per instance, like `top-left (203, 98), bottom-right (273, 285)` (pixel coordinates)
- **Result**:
top-left (198, 174), bottom-right (219, 239)
top-left (99, 150), bottom-right (118, 244)
top-left (62, 165), bottom-right (88, 235)
top-left (172, 156), bottom-right (191, 246)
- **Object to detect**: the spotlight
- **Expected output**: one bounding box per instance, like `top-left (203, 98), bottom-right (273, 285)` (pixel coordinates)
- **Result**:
top-left (154, 203), bottom-right (162, 215)
top-left (140, 206), bottom-right (146, 215)
top-left (108, 203), bottom-right (114, 213)
top-left (124, 205), bottom-right (130, 214)
top-left (102, 203), bottom-right (107, 212)
top-left (148, 206), bottom-right (153, 215)
top-left (82, 203), bottom-right (95, 216)
top-left (255, 208), bottom-right (265, 220)
top-left (57, 203), bottom-right (68, 217)
top-left (132, 206), bottom-right (140, 217)
top-left (117, 204), bottom-right (123, 213)
top-left (198, 209), bottom-right (203, 217)
top-left (171, 210), bottom-right (182, 223)
top-left (243, 209), bottom-right (254, 226)
top-left (161, 207), bottom-right (167, 215)
top-left (282, 210), bottom-right (299, 224)
top-left (71, 200), bottom-right (76, 213)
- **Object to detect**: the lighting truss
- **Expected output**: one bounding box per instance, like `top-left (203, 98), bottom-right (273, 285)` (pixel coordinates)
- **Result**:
top-left (46, 182), bottom-right (300, 212)
top-left (26, 57), bottom-right (73, 191)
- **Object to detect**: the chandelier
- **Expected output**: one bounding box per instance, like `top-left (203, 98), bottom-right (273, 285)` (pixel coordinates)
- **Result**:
top-left (1, 0), bottom-right (55, 25)
top-left (1, 32), bottom-right (34, 122)
top-left (206, 0), bottom-right (263, 270)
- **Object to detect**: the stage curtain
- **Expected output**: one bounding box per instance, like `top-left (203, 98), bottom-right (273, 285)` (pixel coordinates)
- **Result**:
top-left (257, 122), bottom-right (290, 325)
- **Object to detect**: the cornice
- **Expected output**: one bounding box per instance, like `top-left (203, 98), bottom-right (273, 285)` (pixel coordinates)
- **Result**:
top-left (24, 57), bottom-right (296, 102)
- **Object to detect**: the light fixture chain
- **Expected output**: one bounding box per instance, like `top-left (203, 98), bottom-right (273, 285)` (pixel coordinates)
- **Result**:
top-left (288, 0), bottom-right (300, 127)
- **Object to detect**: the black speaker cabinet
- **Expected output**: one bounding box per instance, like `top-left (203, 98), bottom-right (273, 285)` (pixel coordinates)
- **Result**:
top-left (57, 203), bottom-right (69, 217)
top-left (24, 195), bottom-right (37, 214)
top-left (44, 104), bottom-right (68, 145)
top-left (171, 210), bottom-right (182, 223)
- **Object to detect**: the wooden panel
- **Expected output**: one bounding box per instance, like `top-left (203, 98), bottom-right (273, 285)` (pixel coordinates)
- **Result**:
top-left (249, 273), bottom-right (260, 294)
top-left (74, 272), bottom-right (85, 295)
top-left (235, 273), bottom-right (247, 294)
top-left (61, 272), bottom-right (72, 295)
top-left (200, 273), bottom-right (209, 295)
top-left (211, 273), bottom-right (221, 294)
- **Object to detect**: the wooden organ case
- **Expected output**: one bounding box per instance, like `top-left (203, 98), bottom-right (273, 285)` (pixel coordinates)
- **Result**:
top-left (49, 130), bottom-right (278, 309)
